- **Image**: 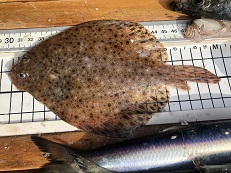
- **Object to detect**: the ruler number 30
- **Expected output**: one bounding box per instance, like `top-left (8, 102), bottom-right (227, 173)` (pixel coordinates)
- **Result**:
top-left (5, 37), bottom-right (14, 44)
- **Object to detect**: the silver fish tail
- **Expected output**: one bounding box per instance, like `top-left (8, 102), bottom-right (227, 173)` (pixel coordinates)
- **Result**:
top-left (32, 121), bottom-right (231, 172)
top-left (32, 136), bottom-right (114, 173)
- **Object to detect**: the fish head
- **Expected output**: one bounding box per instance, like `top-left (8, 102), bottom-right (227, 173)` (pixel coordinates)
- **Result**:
top-left (184, 18), bottom-right (224, 42)
top-left (9, 53), bottom-right (39, 91)
top-left (171, 0), bottom-right (214, 18)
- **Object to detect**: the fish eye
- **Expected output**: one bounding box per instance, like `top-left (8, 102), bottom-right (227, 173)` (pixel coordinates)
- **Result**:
top-left (19, 72), bottom-right (26, 78)
top-left (192, 0), bottom-right (204, 5)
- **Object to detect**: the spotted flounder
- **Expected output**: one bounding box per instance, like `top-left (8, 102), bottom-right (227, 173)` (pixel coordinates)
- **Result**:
top-left (9, 20), bottom-right (220, 137)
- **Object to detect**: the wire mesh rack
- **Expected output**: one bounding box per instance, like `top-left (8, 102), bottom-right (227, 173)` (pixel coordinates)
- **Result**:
top-left (165, 43), bottom-right (231, 111)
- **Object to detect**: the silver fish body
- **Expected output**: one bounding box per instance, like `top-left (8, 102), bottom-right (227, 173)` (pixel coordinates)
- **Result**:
top-left (171, 0), bottom-right (231, 20)
top-left (33, 121), bottom-right (231, 173)
top-left (185, 18), bottom-right (231, 42)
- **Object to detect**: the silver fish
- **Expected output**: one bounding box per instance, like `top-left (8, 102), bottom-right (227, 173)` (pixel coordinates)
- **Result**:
top-left (9, 20), bottom-right (220, 137)
top-left (185, 18), bottom-right (231, 42)
top-left (32, 121), bottom-right (231, 173)
top-left (171, 0), bottom-right (231, 20)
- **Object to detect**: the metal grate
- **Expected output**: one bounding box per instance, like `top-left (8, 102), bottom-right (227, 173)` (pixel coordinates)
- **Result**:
top-left (0, 42), bottom-right (230, 124)
top-left (164, 43), bottom-right (231, 112)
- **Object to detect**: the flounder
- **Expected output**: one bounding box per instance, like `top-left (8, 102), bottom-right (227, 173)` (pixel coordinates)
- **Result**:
top-left (9, 20), bottom-right (220, 137)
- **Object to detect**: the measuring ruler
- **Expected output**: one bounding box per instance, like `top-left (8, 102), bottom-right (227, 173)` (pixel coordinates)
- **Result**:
top-left (0, 20), bottom-right (190, 52)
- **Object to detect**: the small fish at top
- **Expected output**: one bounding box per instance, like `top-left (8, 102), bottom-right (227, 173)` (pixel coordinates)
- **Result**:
top-left (185, 18), bottom-right (231, 42)
top-left (9, 20), bottom-right (220, 137)
top-left (171, 0), bottom-right (231, 20)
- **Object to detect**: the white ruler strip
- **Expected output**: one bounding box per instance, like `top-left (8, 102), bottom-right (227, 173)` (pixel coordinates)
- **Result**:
top-left (0, 20), bottom-right (190, 52)
top-left (0, 121), bottom-right (78, 137)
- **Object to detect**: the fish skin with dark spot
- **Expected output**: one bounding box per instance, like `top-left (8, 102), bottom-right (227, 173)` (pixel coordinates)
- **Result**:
top-left (171, 0), bottom-right (231, 20)
top-left (9, 20), bottom-right (220, 137)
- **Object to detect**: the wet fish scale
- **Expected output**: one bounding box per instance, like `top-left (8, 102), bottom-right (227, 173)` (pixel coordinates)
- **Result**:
top-left (9, 20), bottom-right (220, 137)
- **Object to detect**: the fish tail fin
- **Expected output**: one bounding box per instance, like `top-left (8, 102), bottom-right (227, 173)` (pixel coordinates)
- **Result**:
top-left (165, 65), bottom-right (220, 90)
top-left (31, 136), bottom-right (114, 173)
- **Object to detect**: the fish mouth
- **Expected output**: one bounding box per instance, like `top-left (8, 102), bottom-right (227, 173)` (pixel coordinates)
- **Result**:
top-left (184, 22), bottom-right (204, 42)
top-left (184, 25), bottom-right (196, 39)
